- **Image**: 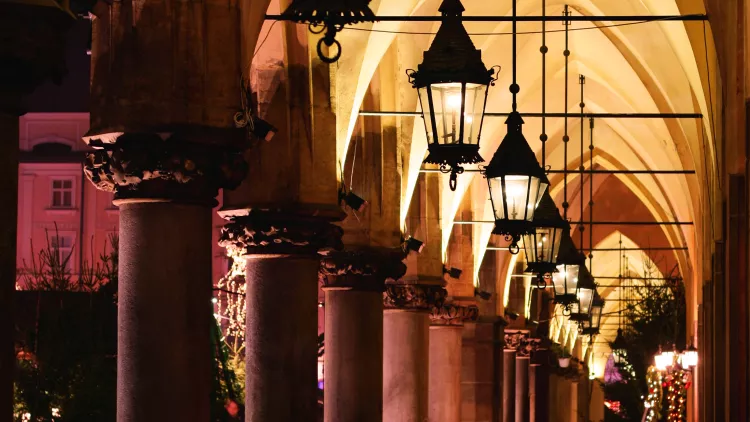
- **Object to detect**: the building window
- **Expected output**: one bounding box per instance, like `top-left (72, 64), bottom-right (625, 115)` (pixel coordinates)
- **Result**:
top-left (50, 234), bottom-right (74, 270)
top-left (51, 179), bottom-right (74, 208)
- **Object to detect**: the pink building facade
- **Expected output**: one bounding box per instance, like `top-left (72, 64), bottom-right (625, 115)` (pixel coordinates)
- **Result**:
top-left (16, 112), bottom-right (228, 288)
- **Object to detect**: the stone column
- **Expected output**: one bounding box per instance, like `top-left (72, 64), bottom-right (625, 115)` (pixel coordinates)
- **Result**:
top-left (515, 356), bottom-right (530, 422)
top-left (220, 211), bottom-right (343, 422)
top-left (428, 303), bottom-right (479, 422)
top-left (0, 4), bottom-right (71, 420)
top-left (529, 358), bottom-right (549, 422)
top-left (502, 350), bottom-right (516, 422)
top-left (383, 281), bottom-right (447, 422)
top-left (320, 249), bottom-right (407, 422)
top-left (84, 134), bottom-right (248, 421)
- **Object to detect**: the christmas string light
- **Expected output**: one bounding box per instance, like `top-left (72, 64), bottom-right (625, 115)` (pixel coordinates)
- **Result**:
top-left (644, 365), bottom-right (663, 421)
top-left (665, 368), bottom-right (688, 421)
top-left (216, 245), bottom-right (248, 356)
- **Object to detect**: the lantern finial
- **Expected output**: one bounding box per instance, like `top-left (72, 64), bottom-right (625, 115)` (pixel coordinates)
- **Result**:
top-left (438, 0), bottom-right (465, 16)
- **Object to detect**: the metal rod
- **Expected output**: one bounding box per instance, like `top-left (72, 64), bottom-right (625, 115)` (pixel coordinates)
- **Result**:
top-left (266, 14), bottom-right (708, 22)
top-left (494, 246), bottom-right (688, 251)
top-left (579, 74), bottom-right (585, 251)
top-left (589, 117), bottom-right (594, 262)
top-left (596, 284), bottom-right (674, 288)
top-left (541, 0), bottom-right (547, 170)
top-left (455, 220), bottom-right (693, 225)
top-left (563, 5), bottom-right (570, 219)
top-left (593, 276), bottom-right (677, 280)
top-left (592, 247), bottom-right (688, 251)
top-left (359, 111), bottom-right (702, 118)
top-left (419, 168), bottom-right (696, 174)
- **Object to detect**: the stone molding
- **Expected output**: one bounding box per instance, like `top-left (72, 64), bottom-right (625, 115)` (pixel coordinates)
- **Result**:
top-left (429, 303), bottom-right (479, 326)
top-left (220, 209), bottom-right (344, 256)
top-left (504, 330), bottom-right (543, 357)
top-left (319, 248), bottom-right (408, 292)
top-left (383, 282), bottom-right (447, 311)
top-left (84, 133), bottom-right (248, 205)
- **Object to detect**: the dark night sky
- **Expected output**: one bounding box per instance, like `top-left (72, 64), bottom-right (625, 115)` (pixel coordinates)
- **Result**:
top-left (24, 18), bottom-right (91, 113)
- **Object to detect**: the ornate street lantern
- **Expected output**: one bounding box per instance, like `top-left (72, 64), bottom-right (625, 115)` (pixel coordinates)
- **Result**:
top-left (282, 0), bottom-right (376, 63)
top-left (580, 291), bottom-right (604, 335)
top-left (522, 191), bottom-right (567, 288)
top-left (482, 0), bottom-right (548, 252)
top-left (408, 0), bottom-right (497, 191)
top-left (483, 112), bottom-right (549, 253)
top-left (551, 229), bottom-right (581, 309)
top-left (680, 345), bottom-right (698, 369)
top-left (611, 328), bottom-right (628, 363)
top-left (569, 265), bottom-right (596, 322)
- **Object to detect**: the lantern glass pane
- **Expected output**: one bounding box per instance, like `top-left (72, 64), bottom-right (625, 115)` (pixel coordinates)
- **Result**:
top-left (578, 288), bottom-right (594, 315)
top-left (488, 175), bottom-right (547, 221)
top-left (591, 305), bottom-right (602, 329)
top-left (429, 83), bottom-right (462, 145)
top-left (463, 83), bottom-right (485, 145)
top-left (552, 264), bottom-right (579, 296)
top-left (522, 226), bottom-right (562, 266)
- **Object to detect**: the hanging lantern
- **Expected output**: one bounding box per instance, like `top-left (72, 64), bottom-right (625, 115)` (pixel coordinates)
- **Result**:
top-left (483, 111), bottom-right (549, 253)
top-left (522, 191), bottom-right (567, 288)
top-left (569, 265), bottom-right (596, 322)
top-left (611, 328), bottom-right (628, 363)
top-left (551, 229), bottom-right (581, 308)
top-left (580, 291), bottom-right (604, 335)
top-left (282, 0), bottom-right (376, 63)
top-left (680, 345), bottom-right (698, 369)
top-left (408, 0), bottom-right (497, 191)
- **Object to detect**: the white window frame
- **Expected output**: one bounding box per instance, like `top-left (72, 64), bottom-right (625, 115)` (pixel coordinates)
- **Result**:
top-left (50, 177), bottom-right (75, 209)
top-left (50, 232), bottom-right (75, 271)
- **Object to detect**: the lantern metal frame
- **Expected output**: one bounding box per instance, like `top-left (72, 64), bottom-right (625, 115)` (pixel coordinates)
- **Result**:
top-left (569, 265), bottom-right (596, 321)
top-left (282, 0), bottom-right (376, 63)
top-left (611, 327), bottom-right (628, 363)
top-left (580, 291), bottom-right (604, 335)
top-left (550, 229), bottom-right (582, 310)
top-left (408, 0), bottom-right (497, 191)
top-left (523, 190), bottom-right (568, 288)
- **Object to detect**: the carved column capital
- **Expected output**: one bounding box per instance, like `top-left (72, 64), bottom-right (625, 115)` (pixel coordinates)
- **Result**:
top-left (504, 330), bottom-right (543, 357)
top-left (84, 132), bottom-right (248, 205)
top-left (383, 282), bottom-right (447, 311)
top-left (429, 303), bottom-right (479, 326)
top-left (220, 209), bottom-right (344, 256)
top-left (319, 248), bottom-right (407, 292)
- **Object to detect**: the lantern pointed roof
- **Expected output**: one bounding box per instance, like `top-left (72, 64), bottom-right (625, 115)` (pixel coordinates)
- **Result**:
top-left (556, 229), bottom-right (584, 265)
top-left (414, 0), bottom-right (492, 86)
top-left (532, 191), bottom-right (568, 228)
top-left (484, 112), bottom-right (549, 182)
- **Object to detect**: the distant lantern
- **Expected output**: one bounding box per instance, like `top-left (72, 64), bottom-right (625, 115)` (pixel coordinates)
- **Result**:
top-left (551, 230), bottom-right (581, 308)
top-left (408, 0), bottom-right (497, 191)
top-left (681, 345), bottom-right (698, 369)
top-left (569, 265), bottom-right (596, 322)
top-left (282, 0), bottom-right (376, 63)
top-left (581, 291), bottom-right (604, 335)
top-left (611, 328), bottom-right (628, 363)
top-left (483, 111), bottom-right (549, 254)
top-left (523, 190), bottom-right (567, 288)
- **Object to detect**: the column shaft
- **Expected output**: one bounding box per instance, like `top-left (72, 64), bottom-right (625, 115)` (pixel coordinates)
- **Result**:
top-left (383, 310), bottom-right (430, 422)
top-left (0, 112), bottom-right (18, 422)
top-left (324, 287), bottom-right (384, 422)
top-left (244, 255), bottom-right (319, 422)
top-left (502, 350), bottom-right (516, 422)
top-left (529, 364), bottom-right (549, 422)
top-left (117, 202), bottom-right (212, 422)
top-left (428, 326), bottom-right (462, 422)
top-left (514, 357), bottom-right (529, 422)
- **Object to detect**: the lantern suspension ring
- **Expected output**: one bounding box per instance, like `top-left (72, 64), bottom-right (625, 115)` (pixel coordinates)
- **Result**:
top-left (408, 0), bottom-right (498, 191)
top-left (281, 0), bottom-right (377, 63)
